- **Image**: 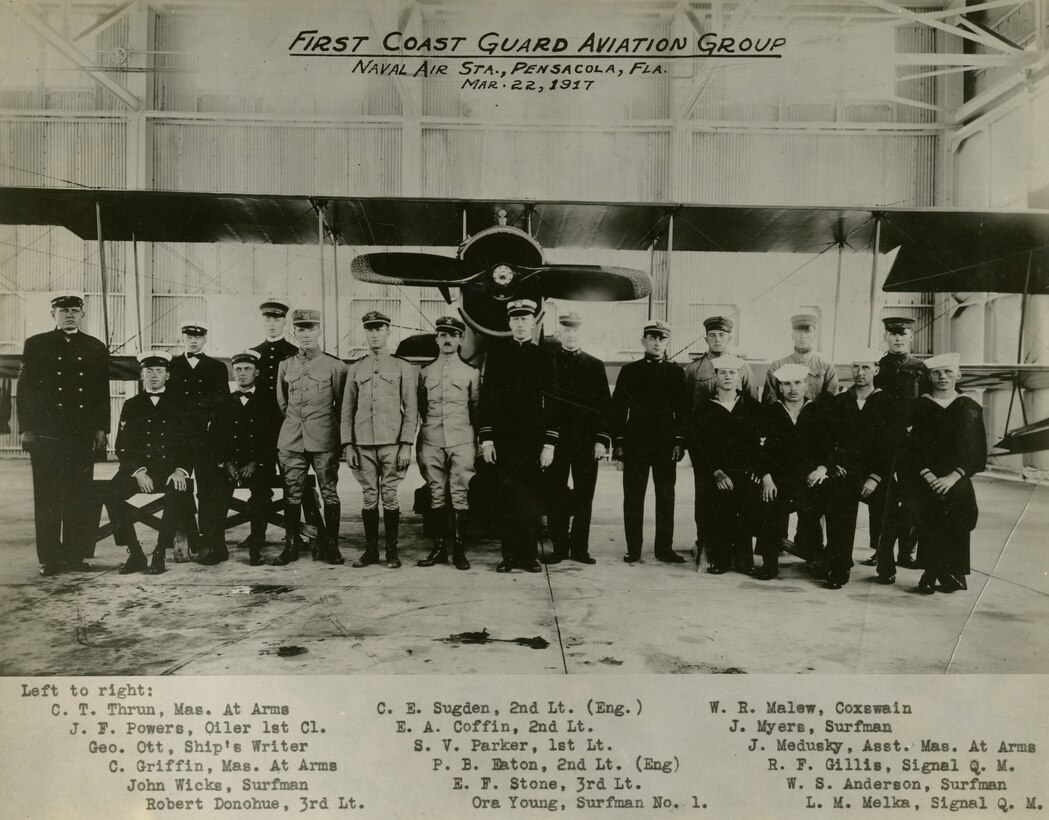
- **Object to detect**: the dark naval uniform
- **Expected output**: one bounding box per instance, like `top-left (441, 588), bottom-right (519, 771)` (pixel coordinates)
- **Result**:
top-left (685, 351), bottom-right (758, 556)
top-left (168, 348), bottom-right (229, 550)
top-left (251, 337), bottom-right (298, 399)
top-left (757, 398), bottom-right (833, 576)
top-left (825, 387), bottom-right (896, 585)
top-left (872, 349), bottom-right (928, 567)
top-left (692, 390), bottom-right (766, 573)
top-left (478, 337), bottom-right (560, 568)
top-left (907, 392), bottom-right (986, 590)
top-left (205, 383), bottom-right (284, 564)
top-left (611, 352), bottom-right (687, 561)
top-left (546, 344), bottom-right (611, 563)
top-left (107, 389), bottom-right (194, 567)
top-left (18, 327), bottom-right (110, 568)
top-left (168, 351), bottom-right (229, 432)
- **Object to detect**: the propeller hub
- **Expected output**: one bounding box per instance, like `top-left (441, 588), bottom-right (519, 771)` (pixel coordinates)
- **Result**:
top-left (492, 264), bottom-right (514, 287)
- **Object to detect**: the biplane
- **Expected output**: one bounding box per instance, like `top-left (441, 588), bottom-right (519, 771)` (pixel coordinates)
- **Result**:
top-left (0, 186), bottom-right (1047, 453)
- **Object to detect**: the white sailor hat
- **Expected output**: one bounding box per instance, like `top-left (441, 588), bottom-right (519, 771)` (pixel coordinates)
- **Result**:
top-left (851, 349), bottom-right (883, 365)
top-left (179, 319), bottom-right (209, 336)
top-left (137, 350), bottom-right (172, 368)
top-left (925, 352), bottom-right (961, 371)
top-left (773, 362), bottom-right (811, 382)
top-left (713, 354), bottom-right (746, 371)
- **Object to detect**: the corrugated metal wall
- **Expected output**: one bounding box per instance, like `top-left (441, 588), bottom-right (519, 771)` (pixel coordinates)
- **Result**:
top-left (150, 122), bottom-right (402, 196)
top-left (421, 126), bottom-right (670, 200)
top-left (0, 118), bottom-right (127, 187)
top-left (684, 129), bottom-right (939, 206)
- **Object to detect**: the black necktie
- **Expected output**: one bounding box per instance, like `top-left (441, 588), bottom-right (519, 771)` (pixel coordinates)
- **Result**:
top-left (186, 353), bottom-right (198, 359)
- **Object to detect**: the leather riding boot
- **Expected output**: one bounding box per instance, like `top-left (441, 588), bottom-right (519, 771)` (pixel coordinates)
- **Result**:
top-left (418, 507), bottom-right (448, 566)
top-left (384, 508), bottom-right (401, 568)
top-left (324, 502), bottom-right (343, 565)
top-left (353, 508), bottom-right (381, 567)
top-left (451, 509), bottom-right (470, 570)
top-left (271, 503), bottom-right (301, 566)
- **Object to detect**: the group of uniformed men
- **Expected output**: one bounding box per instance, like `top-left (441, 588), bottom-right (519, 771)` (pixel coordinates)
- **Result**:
top-left (19, 290), bottom-right (985, 595)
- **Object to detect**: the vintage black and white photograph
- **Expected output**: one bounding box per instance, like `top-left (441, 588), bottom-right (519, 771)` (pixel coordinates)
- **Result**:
top-left (0, 0), bottom-right (1046, 685)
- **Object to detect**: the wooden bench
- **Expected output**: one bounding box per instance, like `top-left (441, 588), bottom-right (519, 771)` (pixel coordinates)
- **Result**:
top-left (91, 474), bottom-right (325, 551)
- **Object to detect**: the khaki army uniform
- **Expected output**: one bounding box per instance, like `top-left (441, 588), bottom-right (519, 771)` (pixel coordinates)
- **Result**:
top-left (341, 350), bottom-right (418, 511)
top-left (276, 347), bottom-right (348, 507)
top-left (417, 353), bottom-right (479, 511)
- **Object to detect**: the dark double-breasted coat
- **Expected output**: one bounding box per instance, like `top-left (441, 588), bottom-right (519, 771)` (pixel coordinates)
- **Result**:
top-left (477, 338), bottom-right (560, 561)
top-left (546, 346), bottom-right (612, 554)
top-left (108, 390), bottom-right (195, 549)
top-left (17, 328), bottom-right (110, 564)
top-left (251, 337), bottom-right (299, 399)
top-left (168, 352), bottom-right (229, 464)
top-left (610, 355), bottom-right (687, 558)
top-left (203, 387), bottom-right (284, 540)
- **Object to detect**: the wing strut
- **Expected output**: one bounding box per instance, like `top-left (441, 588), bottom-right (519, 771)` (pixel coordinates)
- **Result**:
top-left (831, 242), bottom-right (845, 361)
top-left (866, 214), bottom-right (883, 346)
top-left (1004, 251), bottom-right (1034, 432)
top-left (95, 201), bottom-right (112, 351)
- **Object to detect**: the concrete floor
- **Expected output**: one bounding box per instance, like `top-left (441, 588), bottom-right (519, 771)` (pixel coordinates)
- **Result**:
top-left (0, 459), bottom-right (1045, 676)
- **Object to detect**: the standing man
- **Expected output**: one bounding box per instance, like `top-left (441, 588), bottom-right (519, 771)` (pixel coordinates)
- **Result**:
top-left (691, 354), bottom-right (766, 575)
top-left (761, 313), bottom-right (838, 562)
top-left (168, 320), bottom-right (229, 556)
top-left (168, 319), bottom-right (229, 422)
top-left (107, 351), bottom-right (195, 576)
top-left (823, 352), bottom-right (895, 589)
top-left (18, 290), bottom-right (110, 576)
top-left (416, 316), bottom-right (479, 571)
top-left (610, 320), bottom-right (687, 564)
top-left (478, 299), bottom-right (560, 573)
top-left (343, 310), bottom-right (418, 569)
top-left (274, 309), bottom-right (347, 566)
top-left (251, 300), bottom-right (298, 399)
top-left (684, 315), bottom-right (757, 562)
top-left (201, 350), bottom-right (284, 566)
top-left (543, 312), bottom-right (611, 565)
top-left (862, 315), bottom-right (927, 571)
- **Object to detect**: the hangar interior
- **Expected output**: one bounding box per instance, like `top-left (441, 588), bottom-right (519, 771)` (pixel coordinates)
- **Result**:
top-left (1, 0), bottom-right (1048, 466)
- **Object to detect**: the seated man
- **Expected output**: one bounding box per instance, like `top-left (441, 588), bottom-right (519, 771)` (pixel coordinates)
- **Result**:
top-left (106, 351), bottom-right (195, 575)
top-left (906, 353), bottom-right (986, 595)
top-left (823, 351), bottom-right (895, 589)
top-left (691, 354), bottom-right (765, 575)
top-left (200, 350), bottom-right (283, 566)
top-left (754, 363), bottom-right (832, 580)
